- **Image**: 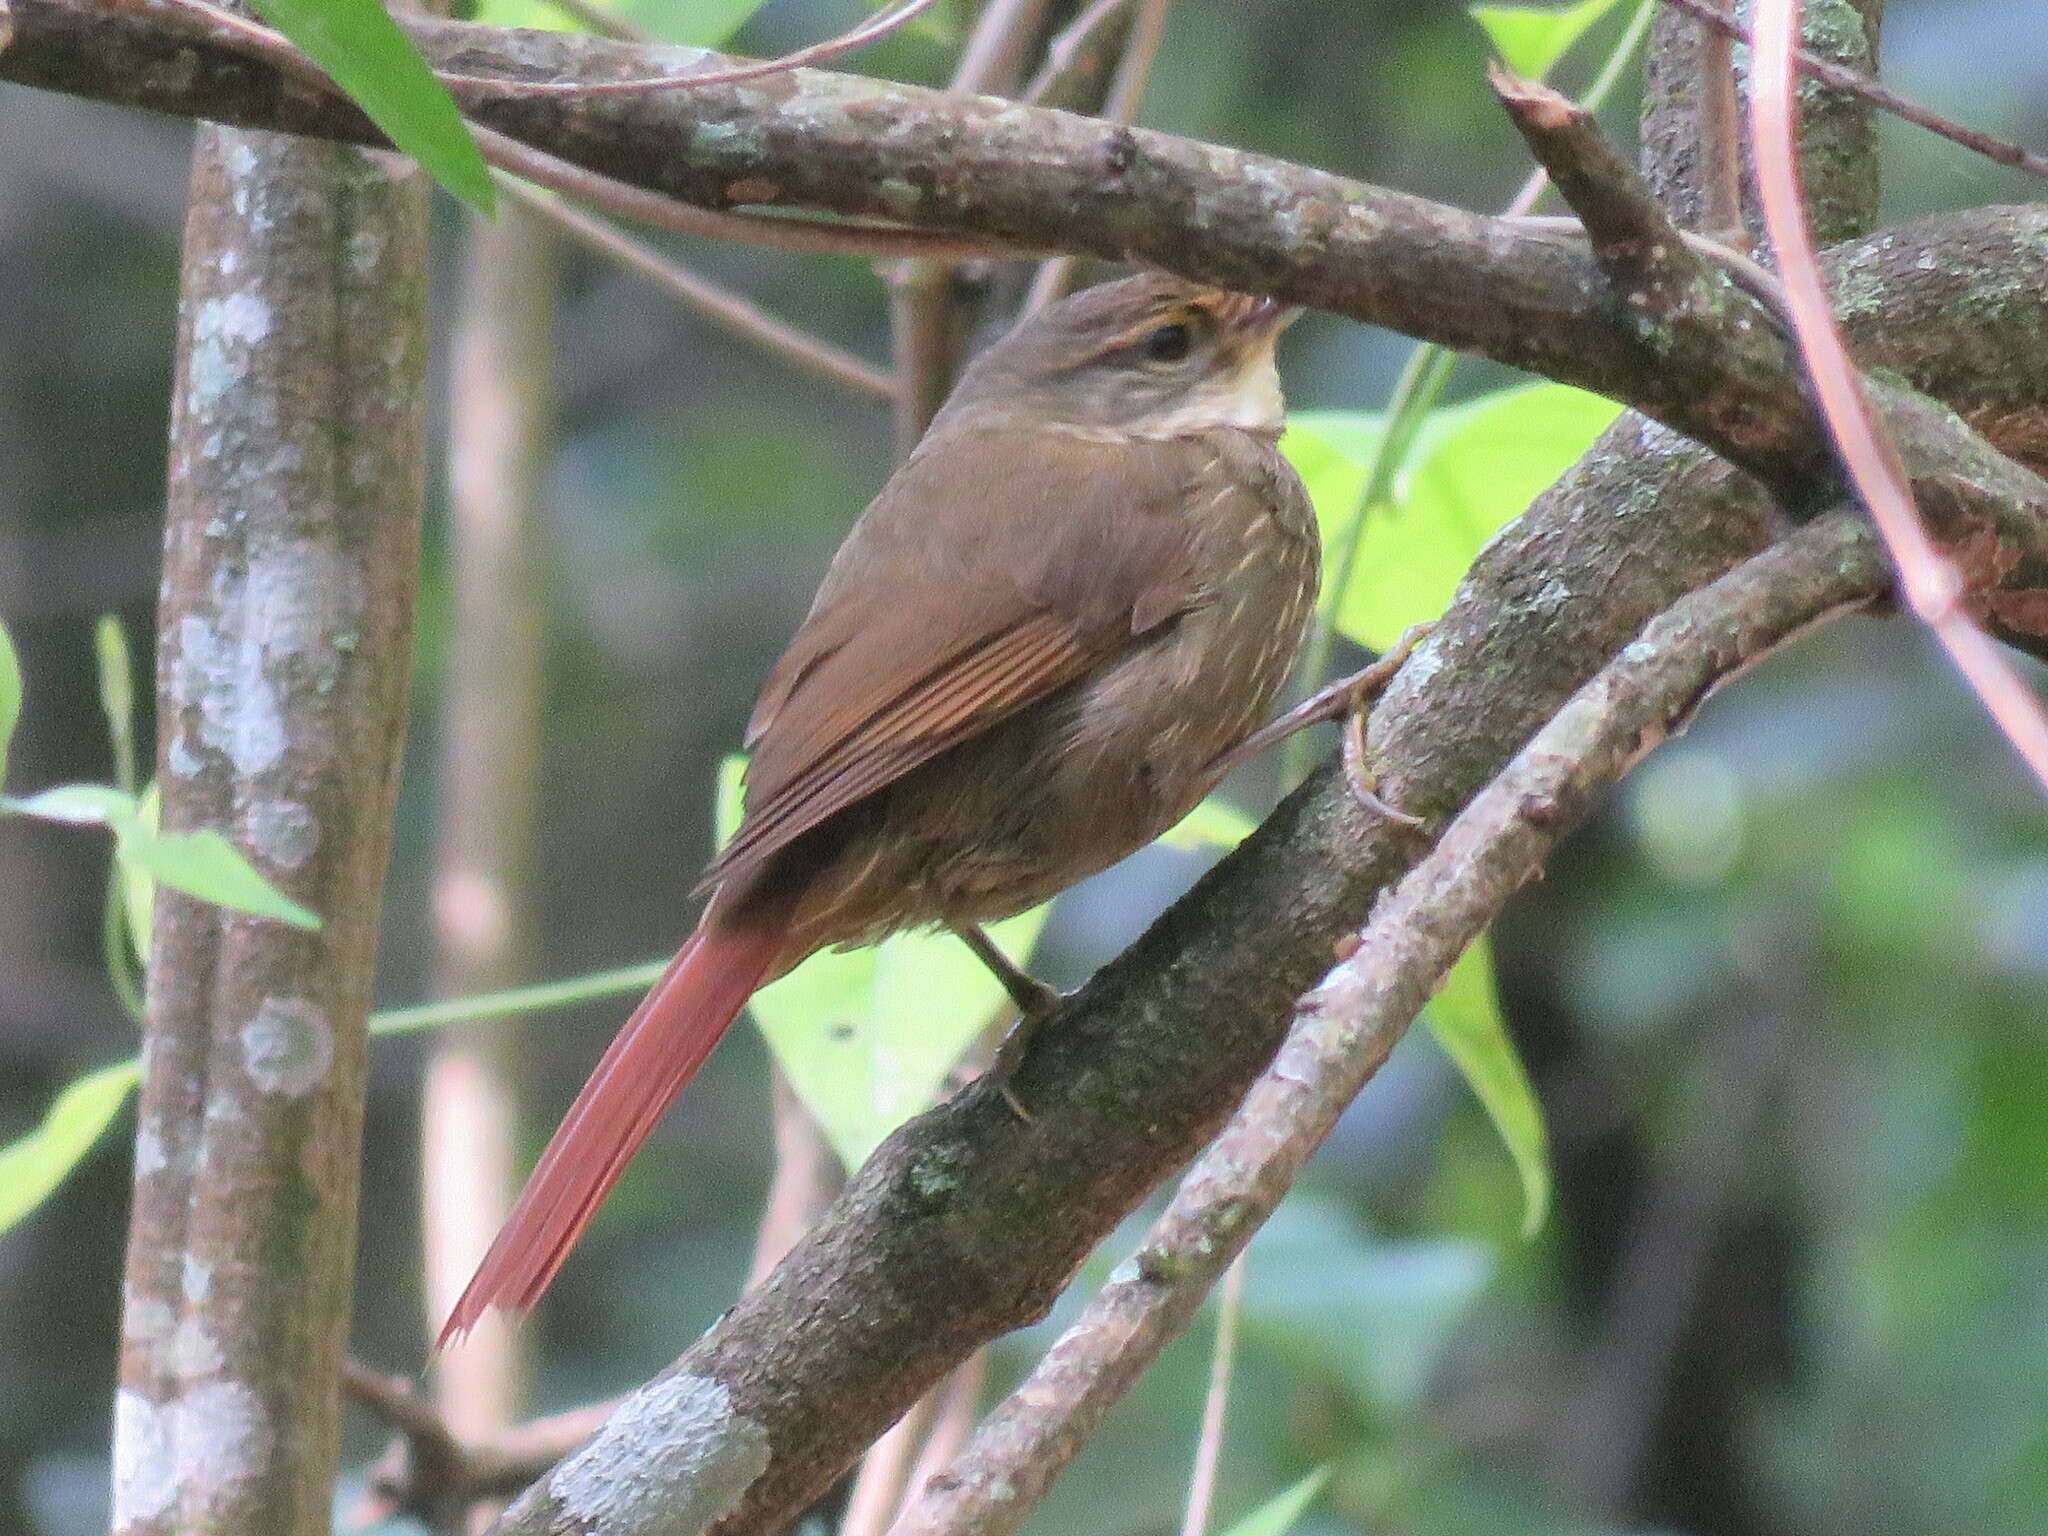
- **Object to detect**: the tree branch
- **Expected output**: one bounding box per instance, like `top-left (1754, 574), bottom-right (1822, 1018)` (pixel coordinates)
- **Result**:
top-left (112, 124), bottom-right (428, 1535)
top-left (0, 0), bottom-right (1958, 488)
top-left (889, 512), bottom-right (1886, 1536)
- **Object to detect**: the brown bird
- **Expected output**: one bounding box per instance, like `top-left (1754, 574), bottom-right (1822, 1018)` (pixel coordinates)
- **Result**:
top-left (441, 272), bottom-right (1323, 1343)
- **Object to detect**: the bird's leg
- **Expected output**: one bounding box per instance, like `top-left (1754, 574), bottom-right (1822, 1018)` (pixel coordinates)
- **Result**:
top-left (1208, 622), bottom-right (1434, 826)
top-left (949, 922), bottom-right (1066, 1120)
top-left (951, 921), bottom-right (1063, 1020)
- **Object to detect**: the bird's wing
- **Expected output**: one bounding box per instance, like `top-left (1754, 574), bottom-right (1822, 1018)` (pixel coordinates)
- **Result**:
top-left (704, 428), bottom-right (1209, 889)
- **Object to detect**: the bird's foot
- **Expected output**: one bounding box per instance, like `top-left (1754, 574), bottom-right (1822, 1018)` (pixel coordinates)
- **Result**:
top-left (951, 922), bottom-right (1068, 1120)
top-left (1209, 622), bottom-right (1435, 784)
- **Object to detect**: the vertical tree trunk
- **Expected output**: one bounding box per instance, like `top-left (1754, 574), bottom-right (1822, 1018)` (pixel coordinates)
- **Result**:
top-left (111, 128), bottom-right (428, 1536)
top-left (423, 199), bottom-right (554, 1468)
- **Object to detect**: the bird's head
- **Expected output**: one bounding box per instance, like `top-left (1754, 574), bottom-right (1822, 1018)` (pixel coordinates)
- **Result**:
top-left (935, 273), bottom-right (1299, 441)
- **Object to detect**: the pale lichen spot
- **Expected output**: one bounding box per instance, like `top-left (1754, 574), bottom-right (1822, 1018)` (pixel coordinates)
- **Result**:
top-left (177, 1380), bottom-right (273, 1505)
top-left (240, 998), bottom-right (333, 1097)
top-left (112, 1389), bottom-right (176, 1528)
top-left (168, 1315), bottom-right (225, 1378)
top-left (346, 228), bottom-right (387, 276)
top-left (247, 799), bottom-right (319, 870)
top-left (548, 1374), bottom-right (771, 1536)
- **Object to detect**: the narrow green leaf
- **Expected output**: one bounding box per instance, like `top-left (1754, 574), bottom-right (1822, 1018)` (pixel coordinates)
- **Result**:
top-left (1161, 794), bottom-right (1260, 853)
top-left (371, 960), bottom-right (668, 1037)
top-left (120, 786), bottom-right (161, 968)
top-left (476, 0), bottom-right (771, 45)
top-left (116, 824), bottom-right (322, 931)
top-left (0, 1060), bottom-right (143, 1238)
top-left (94, 616), bottom-right (138, 796)
top-left (715, 752), bottom-right (750, 849)
top-left (245, 0), bottom-right (495, 214)
top-left (1216, 1467), bottom-right (1332, 1536)
top-left (1471, 0), bottom-right (1628, 80)
top-left (1425, 936), bottom-right (1551, 1236)
top-left (0, 621), bottom-right (20, 790)
top-left (5, 783), bottom-right (136, 826)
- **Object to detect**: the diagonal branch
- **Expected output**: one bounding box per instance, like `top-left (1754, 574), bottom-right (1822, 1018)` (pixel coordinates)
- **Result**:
top-left (888, 511), bottom-right (1886, 1536)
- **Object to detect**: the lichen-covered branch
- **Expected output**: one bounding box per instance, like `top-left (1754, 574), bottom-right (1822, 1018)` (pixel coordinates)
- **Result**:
top-left (111, 128), bottom-right (428, 1534)
top-left (0, 0), bottom-right (2026, 492)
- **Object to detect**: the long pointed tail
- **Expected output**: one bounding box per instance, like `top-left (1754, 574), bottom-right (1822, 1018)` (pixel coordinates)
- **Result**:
top-left (438, 911), bottom-right (791, 1346)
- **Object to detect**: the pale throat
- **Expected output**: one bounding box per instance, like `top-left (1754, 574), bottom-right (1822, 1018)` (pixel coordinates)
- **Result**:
top-left (1126, 356), bottom-right (1286, 440)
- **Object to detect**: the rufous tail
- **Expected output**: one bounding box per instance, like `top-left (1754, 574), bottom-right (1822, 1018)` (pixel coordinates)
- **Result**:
top-left (437, 911), bottom-right (791, 1346)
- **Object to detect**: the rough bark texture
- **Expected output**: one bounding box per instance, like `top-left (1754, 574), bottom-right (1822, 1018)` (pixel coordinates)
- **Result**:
top-left (0, 0), bottom-right (2003, 494)
top-left (110, 127), bottom-right (428, 1535)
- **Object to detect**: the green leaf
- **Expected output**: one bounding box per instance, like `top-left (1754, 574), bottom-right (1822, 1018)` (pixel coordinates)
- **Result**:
top-left (0, 621), bottom-right (19, 790)
top-left (1425, 936), bottom-right (1551, 1237)
top-left (1285, 383), bottom-right (1622, 652)
top-left (244, 0), bottom-right (495, 214)
top-left (1161, 794), bottom-right (1260, 852)
top-left (5, 783), bottom-right (136, 825)
top-left (1471, 0), bottom-right (1629, 80)
top-left (476, 0), bottom-right (772, 45)
top-left (750, 906), bottom-right (1051, 1169)
top-left (1217, 1467), bottom-right (1333, 1536)
top-left (95, 616), bottom-right (138, 796)
top-left (117, 823), bottom-right (322, 931)
top-left (0, 1059), bottom-right (142, 1238)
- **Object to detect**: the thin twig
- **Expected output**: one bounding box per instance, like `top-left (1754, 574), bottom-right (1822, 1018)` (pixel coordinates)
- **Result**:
top-left (1024, 0), bottom-right (1170, 310)
top-left (1178, 1253), bottom-right (1246, 1536)
top-left (422, 183), bottom-right (555, 1509)
top-left (844, 1393), bottom-right (945, 1536)
top-left (1696, 7), bottom-right (1747, 241)
top-left (1748, 0), bottom-right (2048, 795)
top-left (894, 1354), bottom-right (989, 1524)
top-left (886, 0), bottom-right (1054, 450)
top-left (1658, 0), bottom-right (2048, 181)
top-left (496, 179), bottom-right (894, 398)
top-left (949, 0), bottom-right (1057, 99)
top-left (346, 1362), bottom-right (620, 1521)
top-left (1019, 0), bottom-right (1137, 110)
top-left (165, 0), bottom-right (1031, 262)
top-left (887, 514), bottom-right (1886, 1536)
top-left (437, 0), bottom-right (944, 98)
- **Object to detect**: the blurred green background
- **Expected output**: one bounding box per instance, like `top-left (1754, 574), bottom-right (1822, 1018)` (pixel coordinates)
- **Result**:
top-left (2, 1), bottom-right (2046, 1533)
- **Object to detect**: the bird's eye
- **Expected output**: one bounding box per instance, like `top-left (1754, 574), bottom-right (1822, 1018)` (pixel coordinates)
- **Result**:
top-left (1141, 322), bottom-right (1193, 364)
